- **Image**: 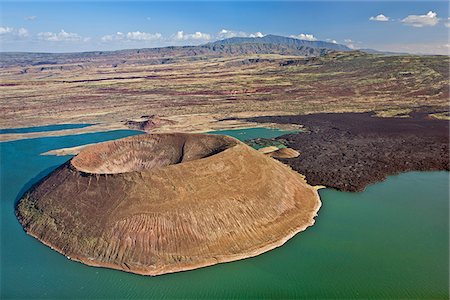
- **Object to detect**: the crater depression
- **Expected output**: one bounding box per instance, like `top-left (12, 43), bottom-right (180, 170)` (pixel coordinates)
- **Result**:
top-left (16, 133), bottom-right (321, 276)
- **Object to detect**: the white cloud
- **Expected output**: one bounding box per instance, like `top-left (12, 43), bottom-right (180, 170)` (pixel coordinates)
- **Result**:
top-left (218, 29), bottom-right (247, 38)
top-left (249, 32), bottom-right (264, 38)
top-left (38, 29), bottom-right (86, 42)
top-left (218, 29), bottom-right (264, 39)
top-left (0, 26), bottom-right (29, 38)
top-left (445, 18), bottom-right (450, 28)
top-left (17, 28), bottom-right (29, 37)
top-left (25, 16), bottom-right (37, 21)
top-left (290, 33), bottom-right (317, 41)
top-left (173, 31), bottom-right (211, 41)
top-left (174, 31), bottom-right (184, 40)
top-left (344, 39), bottom-right (356, 49)
top-left (370, 14), bottom-right (390, 22)
top-left (126, 31), bottom-right (162, 41)
top-left (326, 38), bottom-right (337, 44)
top-left (401, 11), bottom-right (439, 27)
top-left (101, 31), bottom-right (161, 42)
top-left (0, 26), bottom-right (14, 35)
top-left (101, 32), bottom-right (124, 42)
top-left (190, 31), bottom-right (211, 40)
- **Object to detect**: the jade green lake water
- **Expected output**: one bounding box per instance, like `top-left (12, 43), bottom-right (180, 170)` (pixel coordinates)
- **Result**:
top-left (1, 128), bottom-right (448, 299)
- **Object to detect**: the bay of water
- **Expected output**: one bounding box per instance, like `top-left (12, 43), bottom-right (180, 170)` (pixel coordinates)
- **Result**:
top-left (0, 123), bottom-right (94, 134)
top-left (0, 128), bottom-right (448, 299)
top-left (208, 127), bottom-right (298, 141)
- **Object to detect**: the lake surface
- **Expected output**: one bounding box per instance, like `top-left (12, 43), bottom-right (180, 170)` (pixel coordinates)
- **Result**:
top-left (0, 128), bottom-right (448, 299)
top-left (208, 127), bottom-right (298, 141)
top-left (0, 123), bottom-right (93, 134)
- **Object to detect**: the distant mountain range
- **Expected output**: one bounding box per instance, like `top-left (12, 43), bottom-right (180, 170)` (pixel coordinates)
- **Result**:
top-left (208, 34), bottom-right (351, 52)
top-left (0, 34), bottom-right (407, 68)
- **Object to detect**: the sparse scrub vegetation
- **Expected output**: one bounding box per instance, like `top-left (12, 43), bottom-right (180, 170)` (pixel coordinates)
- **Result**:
top-left (0, 51), bottom-right (448, 129)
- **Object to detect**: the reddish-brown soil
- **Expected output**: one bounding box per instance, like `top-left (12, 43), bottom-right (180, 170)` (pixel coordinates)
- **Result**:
top-left (243, 112), bottom-right (449, 192)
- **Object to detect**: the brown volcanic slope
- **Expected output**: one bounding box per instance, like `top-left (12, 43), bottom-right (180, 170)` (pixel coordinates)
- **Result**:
top-left (243, 112), bottom-right (449, 192)
top-left (16, 133), bottom-right (321, 276)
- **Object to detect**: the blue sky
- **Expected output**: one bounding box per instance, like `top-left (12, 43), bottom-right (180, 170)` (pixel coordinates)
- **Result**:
top-left (1, 1), bottom-right (449, 54)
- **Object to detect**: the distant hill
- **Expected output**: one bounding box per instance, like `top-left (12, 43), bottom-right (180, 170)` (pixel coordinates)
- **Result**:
top-left (209, 34), bottom-right (351, 52)
top-left (200, 42), bottom-right (334, 57)
top-left (0, 34), bottom-right (362, 68)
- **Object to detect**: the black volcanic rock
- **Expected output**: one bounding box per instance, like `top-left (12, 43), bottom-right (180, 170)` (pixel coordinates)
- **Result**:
top-left (243, 112), bottom-right (449, 192)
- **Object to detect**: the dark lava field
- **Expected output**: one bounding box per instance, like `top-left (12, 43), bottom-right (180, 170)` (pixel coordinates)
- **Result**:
top-left (244, 111), bottom-right (449, 192)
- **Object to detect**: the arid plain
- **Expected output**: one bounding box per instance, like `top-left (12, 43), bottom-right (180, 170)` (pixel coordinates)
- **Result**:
top-left (1, 48), bottom-right (448, 142)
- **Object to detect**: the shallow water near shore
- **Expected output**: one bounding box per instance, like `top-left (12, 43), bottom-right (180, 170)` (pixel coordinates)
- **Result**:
top-left (208, 127), bottom-right (298, 141)
top-left (1, 128), bottom-right (448, 299)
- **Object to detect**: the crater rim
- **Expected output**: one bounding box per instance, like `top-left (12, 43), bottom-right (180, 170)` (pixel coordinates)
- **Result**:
top-left (70, 133), bottom-right (238, 175)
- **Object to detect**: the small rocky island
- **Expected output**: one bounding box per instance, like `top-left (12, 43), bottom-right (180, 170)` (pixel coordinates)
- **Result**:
top-left (16, 133), bottom-right (321, 276)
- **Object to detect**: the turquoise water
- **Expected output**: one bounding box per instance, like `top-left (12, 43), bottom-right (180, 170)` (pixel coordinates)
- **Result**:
top-left (208, 127), bottom-right (297, 141)
top-left (0, 123), bottom-right (94, 134)
top-left (0, 128), bottom-right (448, 299)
